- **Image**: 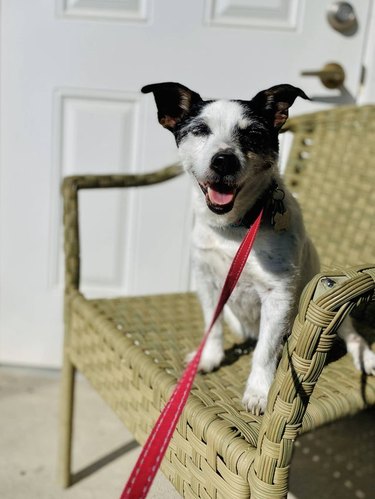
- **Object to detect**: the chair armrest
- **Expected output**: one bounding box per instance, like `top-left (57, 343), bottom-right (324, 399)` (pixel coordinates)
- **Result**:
top-left (62, 164), bottom-right (183, 294)
top-left (249, 265), bottom-right (375, 499)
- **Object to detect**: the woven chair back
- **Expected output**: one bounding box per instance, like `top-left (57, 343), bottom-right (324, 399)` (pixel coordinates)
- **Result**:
top-left (283, 105), bottom-right (375, 267)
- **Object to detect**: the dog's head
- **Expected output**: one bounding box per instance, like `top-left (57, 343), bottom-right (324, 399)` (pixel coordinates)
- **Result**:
top-left (142, 82), bottom-right (308, 221)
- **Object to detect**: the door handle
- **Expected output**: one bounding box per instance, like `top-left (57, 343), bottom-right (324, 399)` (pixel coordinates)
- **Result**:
top-left (301, 62), bottom-right (345, 89)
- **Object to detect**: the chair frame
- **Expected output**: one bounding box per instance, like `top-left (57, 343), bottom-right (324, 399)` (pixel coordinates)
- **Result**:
top-left (59, 111), bottom-right (375, 498)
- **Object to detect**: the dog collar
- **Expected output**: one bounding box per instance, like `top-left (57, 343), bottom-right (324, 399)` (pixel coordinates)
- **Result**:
top-left (230, 180), bottom-right (287, 230)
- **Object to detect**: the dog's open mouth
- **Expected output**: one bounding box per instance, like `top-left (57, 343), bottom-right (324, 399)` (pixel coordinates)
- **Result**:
top-left (199, 183), bottom-right (239, 214)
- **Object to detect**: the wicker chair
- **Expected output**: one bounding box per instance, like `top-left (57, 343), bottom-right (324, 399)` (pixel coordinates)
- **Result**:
top-left (59, 105), bottom-right (375, 498)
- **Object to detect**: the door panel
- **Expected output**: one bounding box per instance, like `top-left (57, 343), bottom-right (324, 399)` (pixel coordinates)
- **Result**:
top-left (0, 0), bottom-right (371, 366)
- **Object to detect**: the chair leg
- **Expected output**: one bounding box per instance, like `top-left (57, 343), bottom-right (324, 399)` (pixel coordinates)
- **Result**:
top-left (58, 353), bottom-right (76, 488)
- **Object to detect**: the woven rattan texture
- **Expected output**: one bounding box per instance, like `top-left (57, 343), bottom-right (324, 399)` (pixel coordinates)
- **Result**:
top-left (67, 277), bottom-right (375, 498)
top-left (284, 105), bottom-right (375, 267)
top-left (61, 130), bottom-right (375, 498)
top-left (251, 266), bottom-right (375, 499)
top-left (69, 292), bottom-right (257, 498)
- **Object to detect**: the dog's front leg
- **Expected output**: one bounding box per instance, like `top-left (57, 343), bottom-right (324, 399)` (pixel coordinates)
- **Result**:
top-left (242, 291), bottom-right (292, 415)
top-left (338, 316), bottom-right (375, 375)
top-left (185, 278), bottom-right (225, 372)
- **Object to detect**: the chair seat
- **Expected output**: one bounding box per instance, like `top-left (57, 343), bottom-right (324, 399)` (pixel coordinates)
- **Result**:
top-left (60, 110), bottom-right (375, 498)
top-left (67, 291), bottom-right (375, 497)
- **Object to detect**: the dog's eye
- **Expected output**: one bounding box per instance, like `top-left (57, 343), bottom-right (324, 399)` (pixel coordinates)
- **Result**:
top-left (238, 127), bottom-right (269, 153)
top-left (190, 123), bottom-right (211, 136)
top-left (241, 127), bottom-right (263, 137)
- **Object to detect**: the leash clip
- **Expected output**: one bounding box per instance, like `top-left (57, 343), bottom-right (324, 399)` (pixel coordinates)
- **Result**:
top-left (270, 184), bottom-right (288, 231)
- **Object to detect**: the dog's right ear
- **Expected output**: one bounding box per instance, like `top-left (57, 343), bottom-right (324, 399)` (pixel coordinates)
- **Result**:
top-left (141, 82), bottom-right (202, 131)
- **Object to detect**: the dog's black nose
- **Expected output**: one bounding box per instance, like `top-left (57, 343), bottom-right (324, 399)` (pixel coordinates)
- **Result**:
top-left (211, 152), bottom-right (240, 175)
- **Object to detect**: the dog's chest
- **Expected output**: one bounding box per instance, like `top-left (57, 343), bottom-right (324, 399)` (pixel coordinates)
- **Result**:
top-left (192, 222), bottom-right (283, 295)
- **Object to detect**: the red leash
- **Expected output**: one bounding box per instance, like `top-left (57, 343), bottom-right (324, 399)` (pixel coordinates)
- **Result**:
top-left (120, 209), bottom-right (264, 499)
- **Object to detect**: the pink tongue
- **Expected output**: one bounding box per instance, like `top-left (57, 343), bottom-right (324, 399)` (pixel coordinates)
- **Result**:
top-left (207, 187), bottom-right (235, 206)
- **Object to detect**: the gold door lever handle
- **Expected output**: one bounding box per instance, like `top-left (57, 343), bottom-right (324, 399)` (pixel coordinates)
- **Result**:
top-left (301, 62), bottom-right (345, 89)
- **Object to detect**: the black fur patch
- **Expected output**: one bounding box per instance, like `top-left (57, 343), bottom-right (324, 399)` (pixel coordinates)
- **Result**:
top-left (190, 121), bottom-right (211, 137)
top-left (175, 102), bottom-right (213, 145)
top-left (239, 103), bottom-right (280, 154)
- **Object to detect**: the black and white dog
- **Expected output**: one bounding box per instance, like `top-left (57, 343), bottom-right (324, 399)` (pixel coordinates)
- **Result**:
top-left (142, 82), bottom-right (375, 415)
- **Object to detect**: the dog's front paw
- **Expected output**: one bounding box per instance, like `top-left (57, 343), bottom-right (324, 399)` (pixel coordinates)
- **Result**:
top-left (351, 346), bottom-right (375, 375)
top-left (185, 343), bottom-right (225, 373)
top-left (242, 387), bottom-right (268, 416)
top-left (242, 368), bottom-right (273, 415)
top-left (362, 349), bottom-right (375, 375)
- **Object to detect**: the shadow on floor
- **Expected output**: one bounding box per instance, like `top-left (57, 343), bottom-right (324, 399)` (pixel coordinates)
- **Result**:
top-left (289, 407), bottom-right (375, 499)
top-left (71, 440), bottom-right (139, 485)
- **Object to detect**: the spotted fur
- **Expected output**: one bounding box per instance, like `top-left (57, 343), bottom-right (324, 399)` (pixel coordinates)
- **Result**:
top-left (142, 82), bottom-right (375, 415)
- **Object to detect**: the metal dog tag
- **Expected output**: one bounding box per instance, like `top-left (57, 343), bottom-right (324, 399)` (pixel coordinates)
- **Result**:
top-left (273, 210), bottom-right (290, 232)
top-left (270, 186), bottom-right (289, 232)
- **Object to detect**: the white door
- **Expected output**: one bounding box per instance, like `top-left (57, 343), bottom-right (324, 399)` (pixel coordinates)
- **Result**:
top-left (0, 0), bottom-right (373, 367)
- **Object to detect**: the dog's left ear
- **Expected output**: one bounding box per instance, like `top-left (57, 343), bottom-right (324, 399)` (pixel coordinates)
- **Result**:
top-left (251, 84), bottom-right (310, 129)
top-left (141, 82), bottom-right (202, 132)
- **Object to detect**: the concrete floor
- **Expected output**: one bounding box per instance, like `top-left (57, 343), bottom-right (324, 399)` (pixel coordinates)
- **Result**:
top-left (289, 406), bottom-right (375, 499)
top-left (1, 365), bottom-right (373, 499)
top-left (0, 366), bottom-right (180, 499)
